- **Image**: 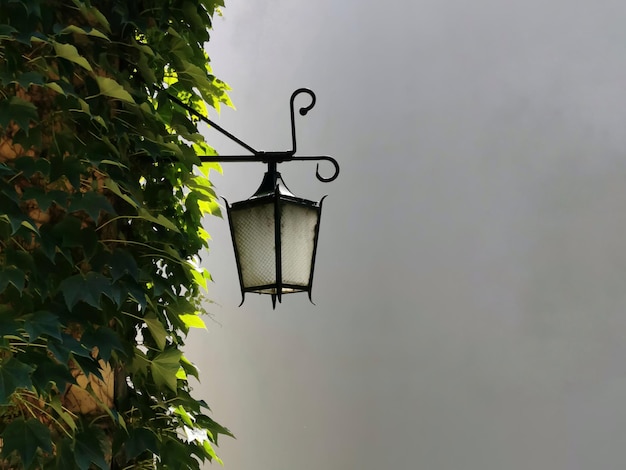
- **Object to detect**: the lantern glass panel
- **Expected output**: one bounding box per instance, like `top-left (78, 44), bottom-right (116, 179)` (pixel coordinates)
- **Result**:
top-left (230, 202), bottom-right (276, 289)
top-left (280, 202), bottom-right (319, 287)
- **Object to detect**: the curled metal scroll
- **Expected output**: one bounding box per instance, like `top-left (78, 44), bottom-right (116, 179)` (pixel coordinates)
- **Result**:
top-left (290, 88), bottom-right (316, 155)
top-left (288, 88), bottom-right (339, 182)
top-left (290, 156), bottom-right (340, 183)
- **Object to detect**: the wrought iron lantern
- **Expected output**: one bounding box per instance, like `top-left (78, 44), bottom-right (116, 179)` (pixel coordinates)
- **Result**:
top-left (226, 162), bottom-right (325, 307)
top-left (165, 88), bottom-right (339, 307)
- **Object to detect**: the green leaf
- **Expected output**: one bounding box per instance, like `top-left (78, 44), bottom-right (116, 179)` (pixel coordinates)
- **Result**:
top-left (1, 418), bottom-right (52, 468)
top-left (108, 249), bottom-right (139, 281)
top-left (32, 361), bottom-right (75, 392)
top-left (138, 208), bottom-right (180, 232)
top-left (95, 159), bottom-right (127, 170)
top-left (190, 267), bottom-right (212, 291)
top-left (144, 314), bottom-right (167, 351)
top-left (182, 1), bottom-right (206, 34)
top-left (136, 50), bottom-right (157, 84)
top-left (74, 430), bottom-right (108, 470)
top-left (180, 354), bottom-right (200, 380)
top-left (77, 4), bottom-right (111, 33)
top-left (13, 155), bottom-right (36, 177)
top-left (45, 82), bottom-right (66, 95)
top-left (125, 427), bottom-right (159, 459)
top-left (138, 208), bottom-right (179, 233)
top-left (63, 155), bottom-right (83, 190)
top-left (117, 278), bottom-right (147, 310)
top-left (22, 0), bottom-right (41, 16)
top-left (202, 439), bottom-right (222, 464)
top-left (21, 188), bottom-right (67, 212)
top-left (94, 76), bottom-right (134, 103)
top-left (53, 41), bottom-right (93, 71)
top-left (72, 354), bottom-right (104, 381)
top-left (22, 311), bottom-right (62, 341)
top-left (56, 437), bottom-right (76, 468)
top-left (196, 414), bottom-right (235, 439)
top-left (0, 24), bottom-right (18, 38)
top-left (161, 436), bottom-right (201, 469)
top-left (0, 357), bottom-right (33, 403)
top-left (165, 31), bottom-right (193, 60)
top-left (199, 161), bottom-right (222, 176)
top-left (59, 272), bottom-right (113, 310)
top-left (0, 208), bottom-right (39, 236)
top-left (0, 162), bottom-right (16, 175)
top-left (0, 96), bottom-right (38, 134)
top-left (48, 334), bottom-right (92, 363)
top-left (6, 249), bottom-right (35, 273)
top-left (69, 191), bottom-right (116, 222)
top-left (0, 266), bottom-right (26, 293)
top-left (174, 405), bottom-right (194, 426)
top-left (0, 312), bottom-right (20, 337)
top-left (51, 215), bottom-right (83, 249)
top-left (151, 349), bottom-right (182, 392)
top-left (58, 24), bottom-right (109, 40)
top-left (50, 396), bottom-right (77, 432)
top-left (81, 327), bottom-right (124, 362)
top-left (15, 71), bottom-right (45, 88)
top-left (103, 178), bottom-right (139, 208)
top-left (49, 154), bottom-right (83, 189)
top-left (179, 313), bottom-right (206, 330)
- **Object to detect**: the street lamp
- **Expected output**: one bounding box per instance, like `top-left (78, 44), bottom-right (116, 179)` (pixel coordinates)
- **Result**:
top-left (165, 88), bottom-right (339, 308)
top-left (226, 162), bottom-right (325, 308)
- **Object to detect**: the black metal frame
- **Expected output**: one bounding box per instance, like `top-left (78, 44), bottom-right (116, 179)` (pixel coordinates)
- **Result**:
top-left (226, 169), bottom-right (325, 308)
top-left (164, 87), bottom-right (339, 307)
top-left (163, 87), bottom-right (340, 182)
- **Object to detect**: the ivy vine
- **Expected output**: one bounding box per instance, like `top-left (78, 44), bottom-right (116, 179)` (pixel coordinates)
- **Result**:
top-left (0, 0), bottom-right (233, 468)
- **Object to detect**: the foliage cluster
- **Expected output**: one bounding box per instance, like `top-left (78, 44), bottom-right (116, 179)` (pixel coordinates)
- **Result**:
top-left (0, 0), bottom-right (233, 468)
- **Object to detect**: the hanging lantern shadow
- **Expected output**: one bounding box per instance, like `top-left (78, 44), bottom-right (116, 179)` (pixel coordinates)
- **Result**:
top-left (163, 87), bottom-right (339, 308)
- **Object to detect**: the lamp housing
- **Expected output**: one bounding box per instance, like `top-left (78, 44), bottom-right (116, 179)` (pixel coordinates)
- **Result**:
top-left (226, 164), bottom-right (324, 308)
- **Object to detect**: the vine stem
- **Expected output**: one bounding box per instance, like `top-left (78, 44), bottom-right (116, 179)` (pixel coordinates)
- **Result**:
top-left (13, 393), bottom-right (73, 439)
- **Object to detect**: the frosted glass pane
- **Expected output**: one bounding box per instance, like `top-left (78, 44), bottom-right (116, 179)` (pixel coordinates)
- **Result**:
top-left (230, 203), bottom-right (276, 289)
top-left (280, 203), bottom-right (319, 286)
top-left (256, 287), bottom-right (301, 295)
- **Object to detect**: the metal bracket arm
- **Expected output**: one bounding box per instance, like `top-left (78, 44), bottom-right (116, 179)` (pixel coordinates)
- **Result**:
top-left (198, 153), bottom-right (340, 183)
top-left (162, 87), bottom-right (340, 183)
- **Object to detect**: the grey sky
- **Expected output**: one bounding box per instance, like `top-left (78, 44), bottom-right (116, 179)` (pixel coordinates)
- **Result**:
top-left (186, 1), bottom-right (626, 468)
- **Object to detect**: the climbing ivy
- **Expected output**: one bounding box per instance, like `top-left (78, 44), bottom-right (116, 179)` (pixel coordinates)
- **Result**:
top-left (0, 0), bottom-right (233, 468)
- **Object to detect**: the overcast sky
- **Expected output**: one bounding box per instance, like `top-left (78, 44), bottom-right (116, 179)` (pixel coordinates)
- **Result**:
top-left (186, 1), bottom-right (626, 469)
